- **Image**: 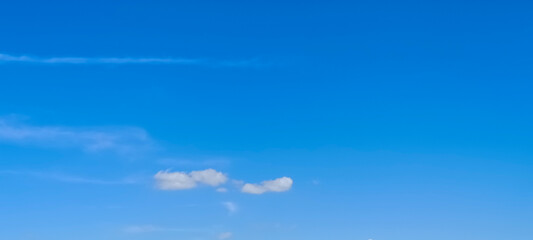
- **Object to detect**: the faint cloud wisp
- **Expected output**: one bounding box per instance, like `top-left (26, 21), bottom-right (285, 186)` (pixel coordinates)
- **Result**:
top-left (0, 170), bottom-right (138, 185)
top-left (222, 201), bottom-right (238, 215)
top-left (0, 117), bottom-right (154, 155)
top-left (123, 225), bottom-right (204, 234)
top-left (218, 232), bottom-right (233, 239)
top-left (0, 53), bottom-right (266, 68)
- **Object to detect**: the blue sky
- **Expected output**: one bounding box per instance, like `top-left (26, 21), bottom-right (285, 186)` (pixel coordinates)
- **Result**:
top-left (1, 1), bottom-right (532, 239)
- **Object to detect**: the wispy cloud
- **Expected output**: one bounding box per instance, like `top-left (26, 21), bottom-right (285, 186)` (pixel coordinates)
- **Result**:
top-left (222, 201), bottom-right (238, 215)
top-left (0, 53), bottom-right (263, 67)
top-left (218, 232), bottom-right (233, 240)
top-left (216, 187), bottom-right (228, 193)
top-left (157, 158), bottom-right (231, 168)
top-left (0, 170), bottom-right (137, 185)
top-left (123, 225), bottom-right (204, 234)
top-left (0, 117), bottom-right (153, 155)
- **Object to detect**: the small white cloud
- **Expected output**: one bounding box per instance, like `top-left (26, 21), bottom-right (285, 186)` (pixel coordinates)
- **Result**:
top-left (241, 177), bottom-right (293, 194)
top-left (218, 232), bottom-right (233, 240)
top-left (154, 171), bottom-right (197, 190)
top-left (154, 169), bottom-right (228, 190)
top-left (222, 201), bottom-right (238, 215)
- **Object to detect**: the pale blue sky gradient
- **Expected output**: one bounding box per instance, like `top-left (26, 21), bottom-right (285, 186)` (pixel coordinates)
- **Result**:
top-left (1, 1), bottom-right (532, 240)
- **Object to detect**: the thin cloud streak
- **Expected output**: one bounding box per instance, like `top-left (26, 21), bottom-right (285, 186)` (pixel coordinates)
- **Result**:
top-left (0, 53), bottom-right (264, 67)
top-left (123, 225), bottom-right (205, 234)
top-left (0, 170), bottom-right (138, 185)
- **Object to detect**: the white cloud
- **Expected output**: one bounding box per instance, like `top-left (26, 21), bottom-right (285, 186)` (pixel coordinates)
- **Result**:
top-left (190, 169), bottom-right (228, 186)
top-left (218, 232), bottom-right (233, 240)
top-left (222, 201), bottom-right (238, 215)
top-left (0, 117), bottom-right (153, 155)
top-left (241, 183), bottom-right (266, 194)
top-left (154, 171), bottom-right (198, 190)
top-left (154, 169), bottom-right (228, 190)
top-left (0, 53), bottom-right (262, 67)
top-left (241, 177), bottom-right (293, 194)
top-left (153, 169), bottom-right (293, 195)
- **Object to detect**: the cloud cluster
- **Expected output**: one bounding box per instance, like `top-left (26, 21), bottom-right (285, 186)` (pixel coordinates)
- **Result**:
top-left (154, 169), bottom-right (228, 190)
top-left (241, 177), bottom-right (294, 194)
top-left (154, 169), bottom-right (293, 195)
top-left (0, 117), bottom-right (295, 195)
top-left (0, 118), bottom-right (153, 155)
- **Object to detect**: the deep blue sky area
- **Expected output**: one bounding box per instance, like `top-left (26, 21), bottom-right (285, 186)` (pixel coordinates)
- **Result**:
top-left (0, 1), bottom-right (532, 240)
